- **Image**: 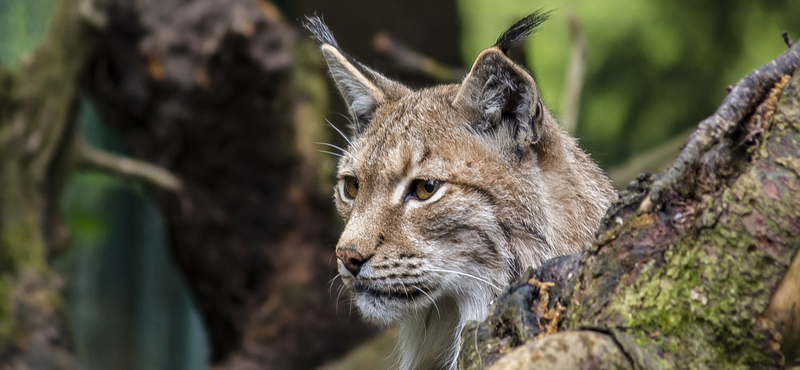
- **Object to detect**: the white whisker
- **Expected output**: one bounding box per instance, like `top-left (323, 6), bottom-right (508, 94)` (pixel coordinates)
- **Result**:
top-left (400, 281), bottom-right (410, 299)
top-left (411, 285), bottom-right (440, 319)
top-left (335, 284), bottom-right (346, 316)
top-left (333, 112), bottom-right (356, 127)
top-left (334, 111), bottom-right (361, 137)
top-left (348, 295), bottom-right (354, 317)
top-left (315, 141), bottom-right (351, 155)
top-left (326, 118), bottom-right (355, 148)
top-left (428, 268), bottom-right (502, 292)
top-left (327, 274), bottom-right (341, 296)
top-left (348, 110), bottom-right (361, 132)
top-left (318, 149), bottom-right (343, 158)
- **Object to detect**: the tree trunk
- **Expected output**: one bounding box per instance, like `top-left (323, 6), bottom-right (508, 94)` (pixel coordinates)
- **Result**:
top-left (0, 1), bottom-right (89, 368)
top-left (460, 42), bottom-right (800, 369)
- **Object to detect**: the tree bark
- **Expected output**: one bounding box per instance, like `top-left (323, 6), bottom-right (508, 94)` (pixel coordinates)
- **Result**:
top-left (460, 42), bottom-right (800, 369)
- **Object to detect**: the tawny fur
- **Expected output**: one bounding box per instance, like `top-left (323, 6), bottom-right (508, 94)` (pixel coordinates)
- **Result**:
top-left (306, 13), bottom-right (616, 370)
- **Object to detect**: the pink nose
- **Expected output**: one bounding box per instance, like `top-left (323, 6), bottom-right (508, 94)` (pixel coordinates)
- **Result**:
top-left (337, 248), bottom-right (365, 276)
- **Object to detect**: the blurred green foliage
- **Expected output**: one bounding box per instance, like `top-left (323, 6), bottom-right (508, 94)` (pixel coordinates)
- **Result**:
top-left (0, 0), bottom-right (56, 68)
top-left (458, 0), bottom-right (800, 168)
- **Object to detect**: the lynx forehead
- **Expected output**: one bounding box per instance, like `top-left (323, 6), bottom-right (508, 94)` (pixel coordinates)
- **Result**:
top-left (306, 12), bottom-right (616, 370)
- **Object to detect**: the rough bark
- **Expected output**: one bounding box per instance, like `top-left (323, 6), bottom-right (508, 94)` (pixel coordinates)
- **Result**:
top-left (460, 42), bottom-right (800, 369)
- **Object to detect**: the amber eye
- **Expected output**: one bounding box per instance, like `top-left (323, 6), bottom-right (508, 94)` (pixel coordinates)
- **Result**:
top-left (344, 176), bottom-right (359, 199)
top-left (412, 179), bottom-right (440, 200)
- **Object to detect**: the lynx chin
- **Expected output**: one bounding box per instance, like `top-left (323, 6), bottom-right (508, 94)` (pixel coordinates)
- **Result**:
top-left (305, 12), bottom-right (616, 370)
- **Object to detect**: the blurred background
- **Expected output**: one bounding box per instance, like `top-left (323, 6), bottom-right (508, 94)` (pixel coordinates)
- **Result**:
top-left (0, 0), bottom-right (798, 369)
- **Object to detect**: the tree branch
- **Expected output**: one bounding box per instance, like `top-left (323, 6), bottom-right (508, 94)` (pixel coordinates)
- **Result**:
top-left (76, 138), bottom-right (182, 191)
top-left (486, 331), bottom-right (633, 370)
top-left (559, 11), bottom-right (587, 134)
top-left (782, 32), bottom-right (794, 48)
top-left (372, 32), bottom-right (465, 83)
top-left (640, 36), bottom-right (800, 212)
top-left (79, 0), bottom-right (108, 29)
top-left (607, 128), bottom-right (693, 188)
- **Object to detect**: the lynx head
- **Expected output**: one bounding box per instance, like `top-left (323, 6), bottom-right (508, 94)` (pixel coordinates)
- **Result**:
top-left (306, 12), bottom-right (614, 370)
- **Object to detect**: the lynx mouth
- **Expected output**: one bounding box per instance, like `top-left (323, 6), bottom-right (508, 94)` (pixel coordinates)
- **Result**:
top-left (349, 279), bottom-right (441, 324)
top-left (352, 281), bottom-right (434, 300)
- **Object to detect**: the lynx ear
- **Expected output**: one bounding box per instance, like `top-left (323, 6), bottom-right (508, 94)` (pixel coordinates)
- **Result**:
top-left (304, 16), bottom-right (410, 134)
top-left (453, 12), bottom-right (549, 152)
top-left (319, 45), bottom-right (385, 127)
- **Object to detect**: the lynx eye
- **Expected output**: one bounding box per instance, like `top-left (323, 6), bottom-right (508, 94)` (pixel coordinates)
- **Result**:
top-left (343, 176), bottom-right (359, 199)
top-left (412, 179), bottom-right (440, 200)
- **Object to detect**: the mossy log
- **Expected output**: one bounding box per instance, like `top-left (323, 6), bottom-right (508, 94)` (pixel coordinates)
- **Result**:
top-left (460, 42), bottom-right (800, 369)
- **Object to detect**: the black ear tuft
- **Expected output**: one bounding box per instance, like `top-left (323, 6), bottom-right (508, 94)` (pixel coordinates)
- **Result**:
top-left (303, 15), bottom-right (365, 71)
top-left (495, 10), bottom-right (550, 54)
top-left (303, 15), bottom-right (340, 48)
top-left (302, 15), bottom-right (411, 136)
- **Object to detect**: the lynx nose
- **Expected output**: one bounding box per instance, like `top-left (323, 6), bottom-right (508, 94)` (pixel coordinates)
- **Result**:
top-left (337, 247), bottom-right (367, 277)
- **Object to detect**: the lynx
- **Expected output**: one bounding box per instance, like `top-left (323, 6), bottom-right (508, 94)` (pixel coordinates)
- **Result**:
top-left (305, 12), bottom-right (616, 370)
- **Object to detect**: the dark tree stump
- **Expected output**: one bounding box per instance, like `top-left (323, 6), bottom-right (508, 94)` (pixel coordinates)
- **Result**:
top-left (82, 0), bottom-right (373, 368)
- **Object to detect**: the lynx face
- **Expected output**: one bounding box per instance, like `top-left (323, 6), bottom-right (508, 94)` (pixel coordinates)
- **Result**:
top-left (306, 12), bottom-right (615, 370)
top-left (333, 87), bottom-right (519, 325)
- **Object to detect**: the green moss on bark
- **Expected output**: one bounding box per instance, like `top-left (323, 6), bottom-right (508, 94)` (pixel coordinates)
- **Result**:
top-left (566, 72), bottom-right (800, 369)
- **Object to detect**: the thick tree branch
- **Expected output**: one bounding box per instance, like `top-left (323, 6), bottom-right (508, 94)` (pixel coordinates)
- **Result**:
top-left (640, 36), bottom-right (800, 212)
top-left (486, 331), bottom-right (632, 370)
top-left (768, 249), bottom-right (800, 363)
